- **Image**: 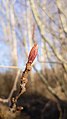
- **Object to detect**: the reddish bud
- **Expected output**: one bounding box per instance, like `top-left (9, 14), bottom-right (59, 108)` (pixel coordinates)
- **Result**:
top-left (28, 43), bottom-right (38, 64)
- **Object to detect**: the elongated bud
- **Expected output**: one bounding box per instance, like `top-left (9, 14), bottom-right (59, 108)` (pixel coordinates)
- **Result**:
top-left (28, 43), bottom-right (38, 64)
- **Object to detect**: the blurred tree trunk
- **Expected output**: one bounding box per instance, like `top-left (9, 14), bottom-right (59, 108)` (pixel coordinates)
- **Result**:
top-left (9, 4), bottom-right (18, 66)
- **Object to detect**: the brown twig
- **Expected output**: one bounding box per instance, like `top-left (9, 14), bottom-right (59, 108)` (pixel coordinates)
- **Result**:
top-left (8, 43), bottom-right (38, 112)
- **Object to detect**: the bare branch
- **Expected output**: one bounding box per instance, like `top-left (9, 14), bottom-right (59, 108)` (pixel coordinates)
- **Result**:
top-left (29, 0), bottom-right (67, 73)
top-left (0, 65), bottom-right (19, 69)
top-left (8, 69), bottom-right (21, 101)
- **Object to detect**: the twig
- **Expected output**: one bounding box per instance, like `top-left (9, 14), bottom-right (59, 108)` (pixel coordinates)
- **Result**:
top-left (8, 69), bottom-right (21, 101)
top-left (0, 65), bottom-right (19, 69)
top-left (9, 43), bottom-right (38, 112)
top-left (0, 69), bottom-right (21, 104)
